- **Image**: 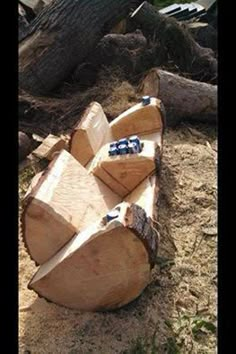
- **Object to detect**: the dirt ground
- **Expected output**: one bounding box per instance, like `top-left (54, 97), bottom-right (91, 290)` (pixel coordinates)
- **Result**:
top-left (19, 122), bottom-right (216, 354)
top-left (19, 76), bottom-right (217, 353)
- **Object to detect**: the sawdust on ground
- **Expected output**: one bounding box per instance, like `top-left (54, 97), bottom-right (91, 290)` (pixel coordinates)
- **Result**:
top-left (19, 121), bottom-right (217, 354)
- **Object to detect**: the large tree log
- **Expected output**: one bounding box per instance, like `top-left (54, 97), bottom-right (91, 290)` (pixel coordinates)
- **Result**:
top-left (131, 1), bottom-right (217, 83)
top-left (19, 0), bottom-right (143, 95)
top-left (139, 68), bottom-right (217, 126)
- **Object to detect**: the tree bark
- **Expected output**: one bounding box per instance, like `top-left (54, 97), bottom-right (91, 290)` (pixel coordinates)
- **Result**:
top-left (186, 22), bottom-right (217, 53)
top-left (19, 4), bottom-right (30, 42)
top-left (138, 68), bottom-right (217, 126)
top-left (131, 1), bottom-right (217, 83)
top-left (73, 31), bottom-right (148, 81)
top-left (19, 0), bottom-right (142, 95)
top-left (19, 131), bottom-right (33, 162)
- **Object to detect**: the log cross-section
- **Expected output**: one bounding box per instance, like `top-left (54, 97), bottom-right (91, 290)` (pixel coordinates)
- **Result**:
top-left (28, 201), bottom-right (159, 311)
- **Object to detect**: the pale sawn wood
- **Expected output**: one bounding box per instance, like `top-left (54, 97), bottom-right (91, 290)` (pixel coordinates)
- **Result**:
top-left (22, 149), bottom-right (121, 265)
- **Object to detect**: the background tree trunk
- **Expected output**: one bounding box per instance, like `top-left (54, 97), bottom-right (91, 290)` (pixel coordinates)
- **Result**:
top-left (131, 1), bottom-right (217, 83)
top-left (139, 68), bottom-right (217, 126)
top-left (186, 22), bottom-right (217, 52)
top-left (19, 0), bottom-right (142, 95)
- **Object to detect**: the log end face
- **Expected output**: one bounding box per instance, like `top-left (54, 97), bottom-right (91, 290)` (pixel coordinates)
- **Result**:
top-left (28, 223), bottom-right (151, 311)
top-left (110, 97), bottom-right (163, 140)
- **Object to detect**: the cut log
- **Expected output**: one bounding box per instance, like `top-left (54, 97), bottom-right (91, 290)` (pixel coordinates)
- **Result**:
top-left (110, 97), bottom-right (164, 140)
top-left (19, 0), bottom-right (143, 95)
top-left (22, 149), bottom-right (121, 264)
top-left (69, 102), bottom-right (111, 167)
top-left (28, 200), bottom-right (159, 311)
top-left (138, 68), bottom-right (217, 126)
top-left (32, 134), bottom-right (67, 160)
top-left (131, 1), bottom-right (217, 83)
top-left (124, 174), bottom-right (159, 223)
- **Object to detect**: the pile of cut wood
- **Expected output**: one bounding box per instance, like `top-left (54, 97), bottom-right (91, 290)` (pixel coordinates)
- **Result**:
top-left (21, 97), bottom-right (164, 311)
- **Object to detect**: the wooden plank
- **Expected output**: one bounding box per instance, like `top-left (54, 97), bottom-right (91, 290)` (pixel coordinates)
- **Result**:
top-left (28, 201), bottom-right (158, 311)
top-left (22, 149), bottom-right (121, 265)
top-left (70, 102), bottom-right (111, 166)
top-left (32, 134), bottom-right (66, 160)
top-left (110, 97), bottom-right (163, 140)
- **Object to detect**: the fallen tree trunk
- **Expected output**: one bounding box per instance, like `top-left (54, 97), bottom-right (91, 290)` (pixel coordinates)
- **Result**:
top-left (186, 22), bottom-right (217, 53)
top-left (19, 0), bottom-right (142, 95)
top-left (139, 68), bottom-right (217, 126)
top-left (131, 1), bottom-right (217, 83)
top-left (73, 31), bottom-right (150, 83)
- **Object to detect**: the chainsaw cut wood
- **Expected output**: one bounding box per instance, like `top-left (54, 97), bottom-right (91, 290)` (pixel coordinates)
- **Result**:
top-left (90, 140), bottom-right (157, 197)
top-left (32, 134), bottom-right (67, 160)
top-left (70, 102), bottom-right (112, 166)
top-left (23, 98), bottom-right (163, 311)
top-left (110, 97), bottom-right (163, 140)
top-left (22, 149), bottom-right (121, 265)
top-left (28, 201), bottom-right (158, 311)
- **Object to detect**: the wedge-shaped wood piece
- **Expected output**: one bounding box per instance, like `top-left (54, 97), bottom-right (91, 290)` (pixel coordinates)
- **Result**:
top-left (70, 102), bottom-right (112, 166)
top-left (110, 97), bottom-right (164, 140)
top-left (124, 173), bottom-right (159, 222)
top-left (22, 149), bottom-right (121, 265)
top-left (89, 140), bottom-right (158, 197)
top-left (28, 201), bottom-right (159, 311)
top-left (32, 134), bottom-right (67, 160)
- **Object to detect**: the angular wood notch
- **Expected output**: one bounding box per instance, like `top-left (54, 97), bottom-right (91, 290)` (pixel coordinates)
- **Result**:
top-left (23, 96), bottom-right (165, 311)
top-left (89, 140), bottom-right (158, 197)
